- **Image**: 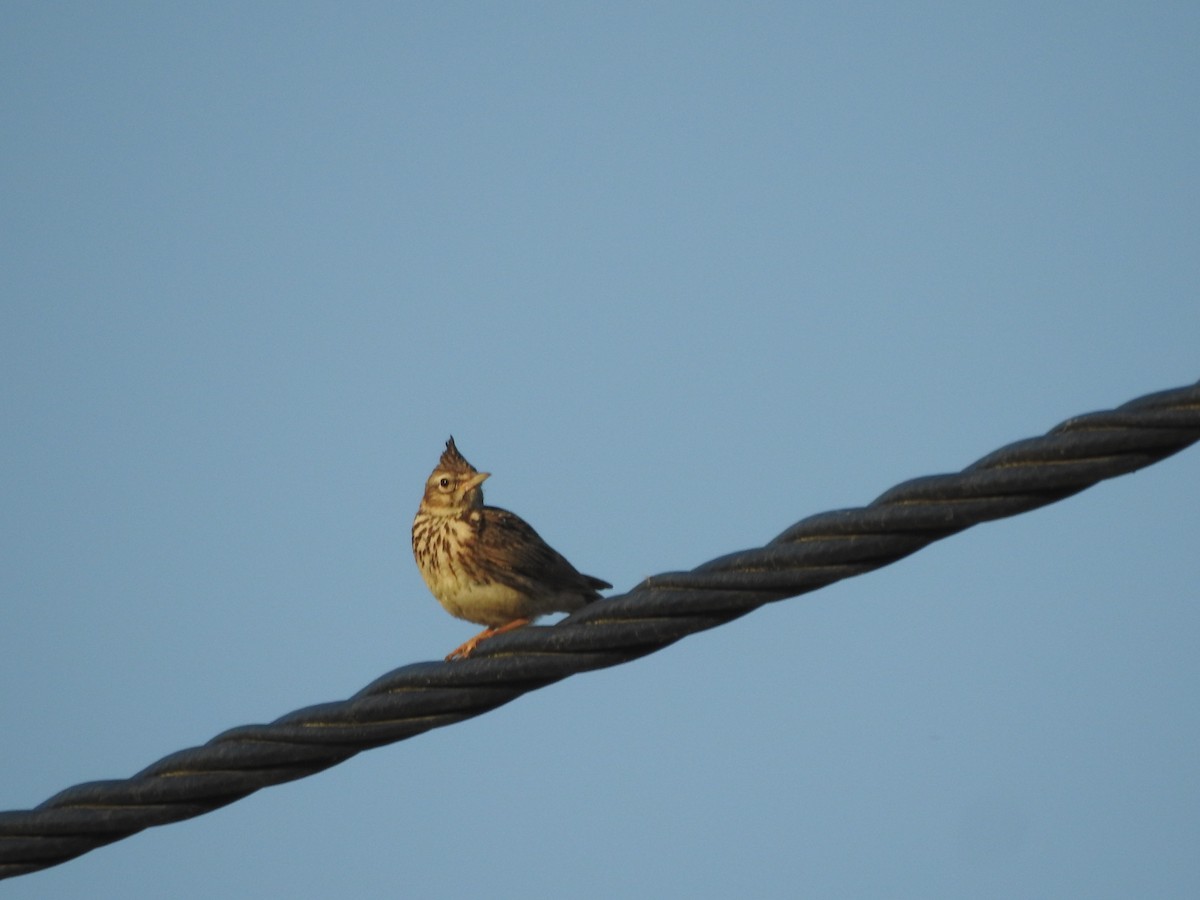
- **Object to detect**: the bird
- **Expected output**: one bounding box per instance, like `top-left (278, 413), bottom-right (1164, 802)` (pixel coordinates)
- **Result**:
top-left (412, 437), bottom-right (611, 660)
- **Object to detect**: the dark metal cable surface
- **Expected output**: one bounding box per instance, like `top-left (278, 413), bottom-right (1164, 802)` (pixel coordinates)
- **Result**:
top-left (2, 380), bottom-right (1198, 880)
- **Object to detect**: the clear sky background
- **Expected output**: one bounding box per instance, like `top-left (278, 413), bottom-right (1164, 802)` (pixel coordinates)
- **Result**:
top-left (2, 4), bottom-right (1198, 898)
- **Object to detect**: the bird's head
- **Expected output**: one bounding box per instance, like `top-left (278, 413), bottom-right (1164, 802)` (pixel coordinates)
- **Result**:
top-left (420, 436), bottom-right (490, 514)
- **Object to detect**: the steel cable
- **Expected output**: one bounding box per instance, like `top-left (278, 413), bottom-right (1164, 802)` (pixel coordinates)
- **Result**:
top-left (2, 380), bottom-right (1198, 880)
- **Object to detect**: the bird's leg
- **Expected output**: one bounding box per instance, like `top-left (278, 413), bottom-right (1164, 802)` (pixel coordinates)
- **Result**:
top-left (486, 617), bottom-right (533, 639)
top-left (444, 618), bottom-right (533, 661)
top-left (445, 627), bottom-right (495, 661)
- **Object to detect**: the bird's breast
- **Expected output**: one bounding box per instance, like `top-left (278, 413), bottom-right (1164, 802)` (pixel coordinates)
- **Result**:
top-left (412, 513), bottom-right (526, 625)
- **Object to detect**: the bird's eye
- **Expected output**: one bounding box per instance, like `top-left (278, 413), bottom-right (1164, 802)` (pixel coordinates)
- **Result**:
top-left (438, 477), bottom-right (451, 489)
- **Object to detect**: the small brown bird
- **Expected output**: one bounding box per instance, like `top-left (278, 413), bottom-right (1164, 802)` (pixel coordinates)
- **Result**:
top-left (412, 437), bottom-right (611, 660)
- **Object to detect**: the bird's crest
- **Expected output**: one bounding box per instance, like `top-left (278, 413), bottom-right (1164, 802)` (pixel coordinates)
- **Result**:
top-left (439, 436), bottom-right (477, 474)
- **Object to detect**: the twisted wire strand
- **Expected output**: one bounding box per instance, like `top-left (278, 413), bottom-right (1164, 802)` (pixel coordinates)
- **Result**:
top-left (2, 380), bottom-right (1198, 880)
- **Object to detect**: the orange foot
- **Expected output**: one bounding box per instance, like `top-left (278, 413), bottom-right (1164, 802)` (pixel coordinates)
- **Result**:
top-left (445, 617), bottom-right (532, 661)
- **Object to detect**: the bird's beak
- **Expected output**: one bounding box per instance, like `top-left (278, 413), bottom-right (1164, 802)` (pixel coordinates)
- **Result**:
top-left (462, 472), bottom-right (490, 491)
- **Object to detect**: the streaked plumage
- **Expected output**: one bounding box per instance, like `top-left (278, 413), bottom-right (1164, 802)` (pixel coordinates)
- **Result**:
top-left (412, 437), bottom-right (610, 659)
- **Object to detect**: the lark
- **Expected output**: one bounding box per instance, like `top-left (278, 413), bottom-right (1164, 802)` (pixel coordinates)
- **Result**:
top-left (412, 437), bottom-right (610, 660)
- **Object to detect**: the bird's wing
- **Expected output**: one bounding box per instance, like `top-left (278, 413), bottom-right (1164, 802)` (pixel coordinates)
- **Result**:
top-left (476, 506), bottom-right (609, 596)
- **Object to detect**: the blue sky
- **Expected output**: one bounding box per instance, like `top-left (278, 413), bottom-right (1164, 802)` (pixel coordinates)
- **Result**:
top-left (2, 3), bottom-right (1198, 897)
